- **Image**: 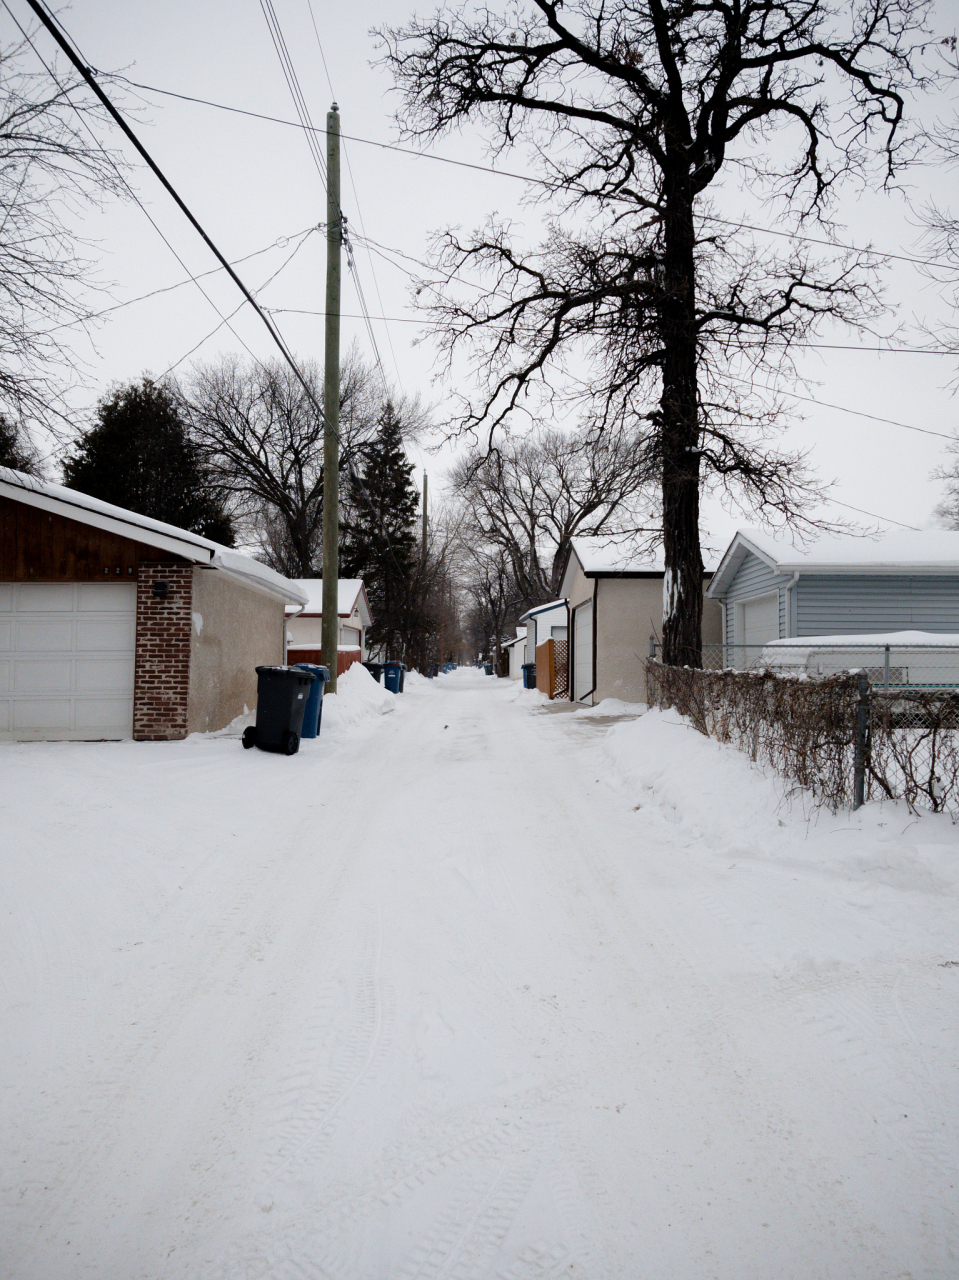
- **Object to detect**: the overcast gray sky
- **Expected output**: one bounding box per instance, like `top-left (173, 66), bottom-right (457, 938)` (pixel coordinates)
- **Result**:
top-left (9, 0), bottom-right (959, 556)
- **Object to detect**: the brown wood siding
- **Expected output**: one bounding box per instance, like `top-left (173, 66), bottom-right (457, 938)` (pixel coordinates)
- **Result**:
top-left (0, 494), bottom-right (187, 579)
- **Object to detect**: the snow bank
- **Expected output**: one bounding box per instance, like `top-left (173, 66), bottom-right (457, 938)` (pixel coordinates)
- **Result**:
top-left (574, 697), bottom-right (644, 718)
top-left (320, 660), bottom-right (395, 733)
top-left (602, 708), bottom-right (959, 949)
top-left (402, 669), bottom-right (435, 694)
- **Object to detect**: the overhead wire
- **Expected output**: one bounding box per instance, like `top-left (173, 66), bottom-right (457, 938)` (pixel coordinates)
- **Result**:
top-left (106, 74), bottom-right (948, 273)
top-left (20, 0), bottom-right (341, 442)
top-left (258, 0), bottom-right (327, 189)
top-left (41, 223), bottom-right (320, 336)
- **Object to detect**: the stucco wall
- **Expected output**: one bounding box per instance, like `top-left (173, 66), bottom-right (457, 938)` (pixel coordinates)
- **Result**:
top-left (589, 576), bottom-right (724, 705)
top-left (187, 568), bottom-right (285, 734)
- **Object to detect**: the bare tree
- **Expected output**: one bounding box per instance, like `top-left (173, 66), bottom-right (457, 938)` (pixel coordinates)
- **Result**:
top-left (450, 422), bottom-right (657, 610)
top-left (461, 541), bottom-right (521, 667)
top-left (380, 0), bottom-right (936, 663)
top-left (0, 32), bottom-right (127, 440)
top-left (180, 347), bottom-right (426, 576)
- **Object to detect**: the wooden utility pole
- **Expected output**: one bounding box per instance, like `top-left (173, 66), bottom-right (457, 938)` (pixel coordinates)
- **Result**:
top-left (321, 104), bottom-right (341, 693)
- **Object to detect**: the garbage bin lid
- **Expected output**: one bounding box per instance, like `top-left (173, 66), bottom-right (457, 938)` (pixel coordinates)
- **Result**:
top-left (256, 665), bottom-right (316, 681)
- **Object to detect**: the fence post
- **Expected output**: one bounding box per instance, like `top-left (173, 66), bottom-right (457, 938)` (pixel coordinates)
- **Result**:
top-left (649, 635), bottom-right (656, 659)
top-left (854, 671), bottom-right (870, 810)
top-left (883, 644), bottom-right (890, 694)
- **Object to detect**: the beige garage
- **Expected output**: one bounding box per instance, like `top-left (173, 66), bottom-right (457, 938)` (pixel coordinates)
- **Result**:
top-left (0, 467), bottom-right (307, 741)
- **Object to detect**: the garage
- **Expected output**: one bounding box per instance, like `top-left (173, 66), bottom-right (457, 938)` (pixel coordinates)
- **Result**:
top-left (0, 581), bottom-right (135, 740)
top-left (572, 599), bottom-right (593, 702)
top-left (0, 467), bottom-right (306, 741)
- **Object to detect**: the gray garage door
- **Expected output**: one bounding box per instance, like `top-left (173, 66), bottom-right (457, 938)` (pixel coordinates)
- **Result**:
top-left (0, 582), bottom-right (136, 740)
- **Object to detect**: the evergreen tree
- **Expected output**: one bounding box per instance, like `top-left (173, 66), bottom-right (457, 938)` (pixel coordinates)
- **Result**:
top-left (63, 379), bottom-right (235, 544)
top-left (341, 403), bottom-right (419, 659)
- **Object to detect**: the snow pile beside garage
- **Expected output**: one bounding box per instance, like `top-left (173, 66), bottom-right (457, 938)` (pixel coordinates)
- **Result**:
top-left (320, 660), bottom-right (395, 733)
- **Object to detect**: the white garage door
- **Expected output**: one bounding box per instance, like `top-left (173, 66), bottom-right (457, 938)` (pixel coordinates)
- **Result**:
top-left (572, 600), bottom-right (593, 703)
top-left (742, 593), bottom-right (779, 647)
top-left (0, 582), bottom-right (136, 740)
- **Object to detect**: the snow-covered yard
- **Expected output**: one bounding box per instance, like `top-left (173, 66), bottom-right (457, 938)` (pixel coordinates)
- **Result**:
top-left (2, 665), bottom-right (957, 1279)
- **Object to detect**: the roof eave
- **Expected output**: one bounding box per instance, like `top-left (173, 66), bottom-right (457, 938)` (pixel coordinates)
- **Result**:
top-left (0, 474), bottom-right (215, 564)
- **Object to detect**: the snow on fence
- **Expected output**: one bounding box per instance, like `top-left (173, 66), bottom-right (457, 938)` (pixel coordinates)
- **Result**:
top-left (645, 660), bottom-right (959, 816)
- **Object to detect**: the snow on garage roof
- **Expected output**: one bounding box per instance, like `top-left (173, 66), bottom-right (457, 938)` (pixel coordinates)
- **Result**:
top-left (710, 527), bottom-right (959, 596)
top-left (0, 466), bottom-right (307, 606)
top-left (288, 579), bottom-right (371, 624)
top-left (561, 535), bottom-right (717, 585)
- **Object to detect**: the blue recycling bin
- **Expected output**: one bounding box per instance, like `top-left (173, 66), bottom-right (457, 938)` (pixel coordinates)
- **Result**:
top-left (522, 662), bottom-right (536, 689)
top-left (294, 662), bottom-right (330, 738)
top-left (383, 661), bottom-right (406, 694)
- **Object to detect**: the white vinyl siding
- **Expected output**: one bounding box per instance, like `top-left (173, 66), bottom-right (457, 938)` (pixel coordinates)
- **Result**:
top-left (0, 582), bottom-right (135, 740)
top-left (572, 600), bottom-right (593, 702)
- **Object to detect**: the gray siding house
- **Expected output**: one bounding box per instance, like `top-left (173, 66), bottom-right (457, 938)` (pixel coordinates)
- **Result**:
top-left (708, 529), bottom-right (959, 645)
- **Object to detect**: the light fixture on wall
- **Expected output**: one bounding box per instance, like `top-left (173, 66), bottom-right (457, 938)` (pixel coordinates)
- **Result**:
top-left (152, 580), bottom-right (169, 600)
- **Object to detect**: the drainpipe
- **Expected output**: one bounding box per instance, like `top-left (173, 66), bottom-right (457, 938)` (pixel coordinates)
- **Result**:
top-left (284, 603), bottom-right (305, 664)
top-left (784, 573), bottom-right (800, 638)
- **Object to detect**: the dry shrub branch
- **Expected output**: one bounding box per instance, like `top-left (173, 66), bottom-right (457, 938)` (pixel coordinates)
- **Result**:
top-left (646, 663), bottom-right (959, 817)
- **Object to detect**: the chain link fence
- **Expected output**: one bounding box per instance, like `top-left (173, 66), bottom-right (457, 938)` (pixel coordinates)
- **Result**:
top-left (646, 657), bottom-right (959, 817)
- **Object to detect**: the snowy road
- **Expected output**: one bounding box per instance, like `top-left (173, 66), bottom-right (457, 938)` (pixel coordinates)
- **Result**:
top-left (2, 668), bottom-right (958, 1278)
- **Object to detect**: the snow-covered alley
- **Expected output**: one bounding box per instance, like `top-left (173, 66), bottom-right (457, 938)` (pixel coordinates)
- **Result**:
top-left (2, 667), bottom-right (958, 1279)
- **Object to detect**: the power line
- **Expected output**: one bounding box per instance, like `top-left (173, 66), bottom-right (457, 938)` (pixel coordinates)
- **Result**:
top-left (157, 227), bottom-right (316, 380)
top-left (826, 498), bottom-right (920, 530)
top-left (22, 0), bottom-right (340, 442)
top-left (258, 0), bottom-right (327, 189)
top-left (110, 75), bottom-right (946, 273)
top-left (4, 2), bottom-right (275, 379)
top-left (42, 224), bottom-right (319, 335)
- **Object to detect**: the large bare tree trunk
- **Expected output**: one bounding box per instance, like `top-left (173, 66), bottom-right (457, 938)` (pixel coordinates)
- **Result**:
top-left (660, 156), bottom-right (704, 668)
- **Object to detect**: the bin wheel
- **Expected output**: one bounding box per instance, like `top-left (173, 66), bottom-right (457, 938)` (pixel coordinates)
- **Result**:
top-left (241, 726), bottom-right (257, 750)
top-left (281, 729), bottom-right (299, 756)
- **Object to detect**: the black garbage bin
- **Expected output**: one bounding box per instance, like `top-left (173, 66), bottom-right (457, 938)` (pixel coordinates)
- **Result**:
top-left (362, 661), bottom-right (384, 684)
top-left (242, 665), bottom-right (315, 755)
top-left (522, 662), bottom-right (536, 689)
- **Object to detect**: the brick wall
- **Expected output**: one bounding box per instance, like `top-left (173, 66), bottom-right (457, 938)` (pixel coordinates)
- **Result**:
top-left (134, 562), bottom-right (193, 741)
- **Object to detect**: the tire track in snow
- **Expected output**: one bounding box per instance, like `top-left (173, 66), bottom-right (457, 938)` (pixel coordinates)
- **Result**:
top-left (258, 903), bottom-right (393, 1191)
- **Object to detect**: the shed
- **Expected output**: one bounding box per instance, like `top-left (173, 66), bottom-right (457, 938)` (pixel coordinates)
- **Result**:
top-left (519, 600), bottom-right (568, 666)
top-left (708, 528), bottom-right (959, 647)
top-left (0, 467), bottom-right (307, 741)
top-left (285, 578), bottom-right (372, 675)
top-left (557, 536), bottom-right (721, 705)
top-left (503, 628), bottom-right (527, 680)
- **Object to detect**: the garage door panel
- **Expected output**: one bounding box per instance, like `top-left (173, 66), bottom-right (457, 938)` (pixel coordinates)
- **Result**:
top-left (77, 618), bottom-right (135, 651)
top-left (14, 660), bottom-right (73, 692)
top-left (17, 583), bottom-right (75, 611)
top-left (76, 698), bottom-right (131, 730)
top-left (78, 582), bottom-right (136, 612)
top-left (76, 659), bottom-right (134, 692)
top-left (743, 594), bottom-right (779, 647)
top-left (17, 620), bottom-right (74, 651)
top-left (1, 582), bottom-right (135, 740)
top-left (14, 699), bottom-right (73, 730)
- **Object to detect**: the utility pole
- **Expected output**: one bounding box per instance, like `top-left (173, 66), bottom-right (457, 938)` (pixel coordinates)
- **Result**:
top-left (321, 103), bottom-right (341, 694)
top-left (421, 472), bottom-right (428, 562)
